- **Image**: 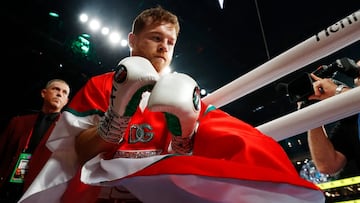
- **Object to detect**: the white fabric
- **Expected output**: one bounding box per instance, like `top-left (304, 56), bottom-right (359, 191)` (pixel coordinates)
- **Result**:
top-left (18, 112), bottom-right (98, 203)
top-left (79, 155), bottom-right (324, 203)
top-left (81, 153), bottom-right (169, 185)
top-left (19, 92), bottom-right (154, 203)
top-left (110, 175), bottom-right (325, 203)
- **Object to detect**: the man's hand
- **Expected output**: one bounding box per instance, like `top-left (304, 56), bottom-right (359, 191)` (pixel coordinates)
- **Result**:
top-left (147, 73), bottom-right (201, 154)
top-left (308, 73), bottom-right (339, 100)
top-left (98, 56), bottom-right (160, 143)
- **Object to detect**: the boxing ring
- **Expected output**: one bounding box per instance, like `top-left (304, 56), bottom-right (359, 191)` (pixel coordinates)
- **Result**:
top-left (203, 9), bottom-right (360, 141)
top-left (18, 8), bottom-right (360, 203)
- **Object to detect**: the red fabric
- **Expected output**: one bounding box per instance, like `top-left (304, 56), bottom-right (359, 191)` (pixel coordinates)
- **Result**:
top-left (129, 109), bottom-right (319, 191)
top-left (60, 73), bottom-right (113, 202)
top-left (0, 114), bottom-right (37, 188)
top-left (61, 169), bottom-right (101, 203)
top-left (70, 71), bottom-right (173, 153)
top-left (23, 122), bottom-right (57, 191)
top-left (60, 72), bottom-right (321, 201)
top-left (0, 113), bottom-right (57, 191)
top-left (68, 72), bottom-right (113, 113)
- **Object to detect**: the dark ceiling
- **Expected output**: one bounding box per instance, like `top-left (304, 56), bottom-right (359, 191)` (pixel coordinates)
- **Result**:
top-left (1, 0), bottom-right (359, 161)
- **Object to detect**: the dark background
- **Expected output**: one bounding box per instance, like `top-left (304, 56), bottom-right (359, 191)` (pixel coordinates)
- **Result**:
top-left (1, 0), bottom-right (359, 164)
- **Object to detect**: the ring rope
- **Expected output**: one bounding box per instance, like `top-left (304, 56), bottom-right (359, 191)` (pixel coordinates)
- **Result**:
top-left (202, 9), bottom-right (360, 141)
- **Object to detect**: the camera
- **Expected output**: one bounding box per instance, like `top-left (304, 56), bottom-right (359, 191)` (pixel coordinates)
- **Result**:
top-left (283, 57), bottom-right (359, 103)
top-left (312, 57), bottom-right (359, 79)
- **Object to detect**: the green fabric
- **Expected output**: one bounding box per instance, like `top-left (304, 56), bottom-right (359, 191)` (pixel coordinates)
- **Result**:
top-left (164, 112), bottom-right (181, 136)
top-left (124, 84), bottom-right (154, 117)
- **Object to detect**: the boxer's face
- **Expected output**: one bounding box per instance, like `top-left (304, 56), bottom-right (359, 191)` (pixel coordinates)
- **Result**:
top-left (128, 21), bottom-right (177, 73)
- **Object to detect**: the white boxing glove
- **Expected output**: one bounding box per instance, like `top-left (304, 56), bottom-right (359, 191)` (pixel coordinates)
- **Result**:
top-left (98, 56), bottom-right (160, 143)
top-left (147, 73), bottom-right (201, 154)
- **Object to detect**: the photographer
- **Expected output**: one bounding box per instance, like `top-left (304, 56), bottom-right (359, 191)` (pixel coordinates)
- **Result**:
top-left (307, 59), bottom-right (360, 178)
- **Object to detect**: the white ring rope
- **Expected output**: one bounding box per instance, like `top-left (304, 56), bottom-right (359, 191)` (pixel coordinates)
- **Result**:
top-left (202, 9), bottom-right (360, 141)
top-left (203, 9), bottom-right (360, 107)
top-left (257, 87), bottom-right (360, 141)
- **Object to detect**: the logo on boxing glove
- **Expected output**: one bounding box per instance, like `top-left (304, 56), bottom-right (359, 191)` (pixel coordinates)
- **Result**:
top-left (193, 86), bottom-right (201, 111)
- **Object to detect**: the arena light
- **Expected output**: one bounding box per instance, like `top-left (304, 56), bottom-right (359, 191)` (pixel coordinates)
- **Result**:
top-left (101, 27), bottom-right (110, 35)
top-left (78, 12), bottom-right (130, 49)
top-left (200, 89), bottom-right (208, 97)
top-left (89, 19), bottom-right (101, 31)
top-left (49, 12), bottom-right (59, 18)
top-left (70, 34), bottom-right (91, 55)
top-left (120, 39), bottom-right (128, 47)
top-left (161, 66), bottom-right (172, 75)
top-left (218, 0), bottom-right (224, 9)
top-left (109, 32), bottom-right (121, 44)
top-left (79, 13), bottom-right (88, 23)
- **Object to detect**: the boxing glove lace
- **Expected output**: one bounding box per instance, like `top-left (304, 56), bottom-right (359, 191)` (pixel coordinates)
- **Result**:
top-left (98, 56), bottom-right (160, 143)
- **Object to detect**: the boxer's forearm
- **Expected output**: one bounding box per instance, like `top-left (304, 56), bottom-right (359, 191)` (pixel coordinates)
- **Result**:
top-left (75, 126), bottom-right (118, 164)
